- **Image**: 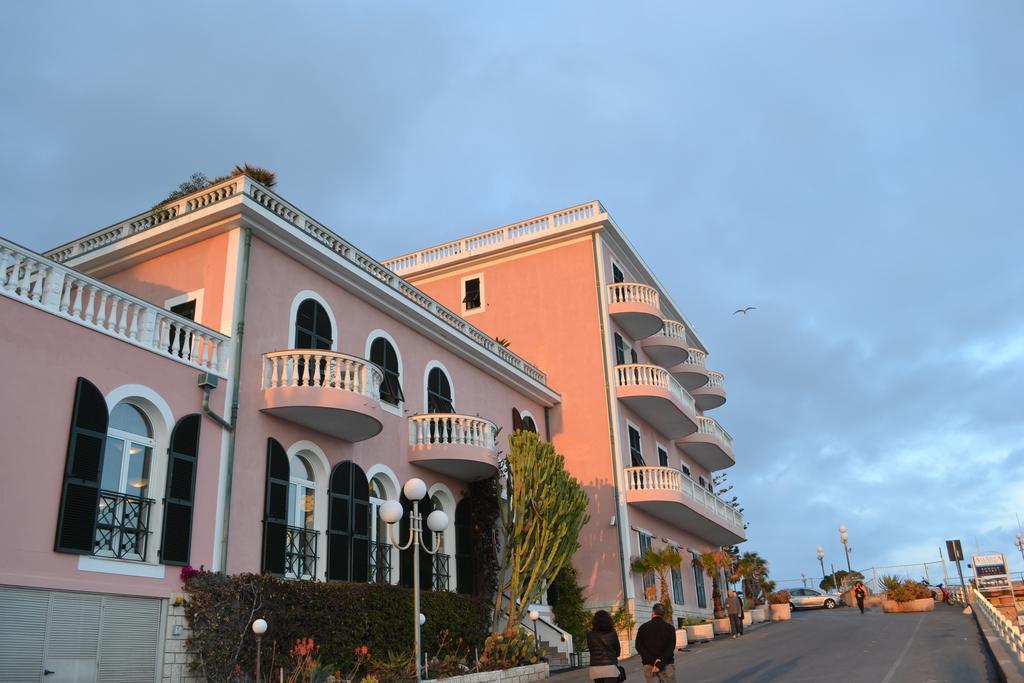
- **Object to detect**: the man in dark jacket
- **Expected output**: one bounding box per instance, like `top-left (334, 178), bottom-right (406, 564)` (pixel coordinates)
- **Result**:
top-left (635, 602), bottom-right (676, 682)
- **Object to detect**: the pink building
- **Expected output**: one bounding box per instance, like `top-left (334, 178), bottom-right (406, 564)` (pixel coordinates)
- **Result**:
top-left (384, 201), bottom-right (745, 624)
top-left (0, 179), bottom-right (743, 681)
top-left (0, 175), bottom-right (557, 682)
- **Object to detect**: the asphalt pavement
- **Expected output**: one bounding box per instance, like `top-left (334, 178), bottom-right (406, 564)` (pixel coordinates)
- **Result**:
top-left (553, 604), bottom-right (998, 682)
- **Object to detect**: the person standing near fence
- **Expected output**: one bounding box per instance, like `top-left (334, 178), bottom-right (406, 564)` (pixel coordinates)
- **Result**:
top-left (854, 581), bottom-right (867, 614)
top-left (727, 590), bottom-right (744, 638)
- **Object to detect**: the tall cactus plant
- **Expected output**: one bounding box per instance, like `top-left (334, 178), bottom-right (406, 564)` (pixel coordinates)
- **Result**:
top-left (494, 430), bottom-right (590, 634)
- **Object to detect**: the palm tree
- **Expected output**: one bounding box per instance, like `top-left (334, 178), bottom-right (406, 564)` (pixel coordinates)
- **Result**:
top-left (698, 549), bottom-right (732, 618)
top-left (630, 547), bottom-right (682, 621)
top-left (730, 552), bottom-right (769, 604)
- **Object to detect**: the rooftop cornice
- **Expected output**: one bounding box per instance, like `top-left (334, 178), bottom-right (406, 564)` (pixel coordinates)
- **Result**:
top-left (381, 201), bottom-right (708, 352)
top-left (43, 176), bottom-right (559, 405)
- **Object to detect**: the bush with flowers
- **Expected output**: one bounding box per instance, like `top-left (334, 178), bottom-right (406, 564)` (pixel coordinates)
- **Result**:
top-left (182, 570), bottom-right (488, 682)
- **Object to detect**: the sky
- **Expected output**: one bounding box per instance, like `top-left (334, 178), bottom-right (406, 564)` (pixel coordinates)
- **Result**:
top-left (2, 2), bottom-right (1022, 587)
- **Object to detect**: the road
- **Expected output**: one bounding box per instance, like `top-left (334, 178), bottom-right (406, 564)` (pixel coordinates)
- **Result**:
top-left (553, 604), bottom-right (998, 682)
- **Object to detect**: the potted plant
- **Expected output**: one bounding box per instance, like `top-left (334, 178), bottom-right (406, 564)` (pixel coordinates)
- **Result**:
top-left (767, 591), bottom-right (792, 621)
top-left (673, 618), bottom-right (689, 649)
top-left (612, 605), bottom-right (635, 657)
top-left (742, 598), bottom-right (754, 627)
top-left (881, 576), bottom-right (935, 613)
top-left (680, 616), bottom-right (714, 643)
top-left (697, 550), bottom-right (732, 634)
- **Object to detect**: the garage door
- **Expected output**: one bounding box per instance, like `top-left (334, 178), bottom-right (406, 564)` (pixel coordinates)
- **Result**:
top-left (0, 586), bottom-right (163, 683)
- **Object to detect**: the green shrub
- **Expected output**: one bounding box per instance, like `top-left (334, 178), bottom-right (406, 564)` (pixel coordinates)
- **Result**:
top-left (184, 571), bottom-right (488, 682)
top-left (677, 616), bottom-right (712, 627)
top-left (479, 631), bottom-right (538, 670)
top-left (766, 590), bottom-right (791, 605)
top-left (549, 565), bottom-right (591, 652)
top-left (886, 579), bottom-right (933, 603)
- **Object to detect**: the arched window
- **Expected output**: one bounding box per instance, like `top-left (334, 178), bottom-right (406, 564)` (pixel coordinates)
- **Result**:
top-left (455, 497), bottom-right (475, 595)
top-left (426, 367), bottom-right (454, 414)
top-left (295, 299), bottom-right (333, 350)
top-left (327, 461), bottom-right (370, 582)
top-left (370, 337), bottom-right (404, 406)
top-left (521, 414), bottom-right (538, 434)
top-left (286, 454), bottom-right (317, 579)
top-left (96, 402), bottom-right (154, 561)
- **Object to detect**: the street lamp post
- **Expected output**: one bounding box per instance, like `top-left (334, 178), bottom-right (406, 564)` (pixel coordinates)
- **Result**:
top-left (529, 609), bottom-right (540, 661)
top-left (380, 478), bottom-right (449, 682)
top-left (817, 546), bottom-right (826, 591)
top-left (838, 526), bottom-right (852, 574)
top-left (251, 618), bottom-right (268, 683)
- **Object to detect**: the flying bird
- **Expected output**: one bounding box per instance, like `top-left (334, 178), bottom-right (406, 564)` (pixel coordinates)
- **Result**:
top-left (733, 306), bottom-right (757, 315)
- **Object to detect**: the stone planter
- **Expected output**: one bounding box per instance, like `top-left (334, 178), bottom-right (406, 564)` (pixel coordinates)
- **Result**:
top-left (424, 662), bottom-right (549, 683)
top-left (883, 598), bottom-right (935, 614)
top-left (750, 607), bottom-right (767, 623)
top-left (617, 636), bottom-right (632, 658)
top-left (712, 617), bottom-right (732, 635)
top-left (685, 623), bottom-right (714, 642)
top-left (675, 628), bottom-right (688, 649)
top-left (769, 603), bottom-right (792, 621)
top-left (742, 612), bottom-right (752, 627)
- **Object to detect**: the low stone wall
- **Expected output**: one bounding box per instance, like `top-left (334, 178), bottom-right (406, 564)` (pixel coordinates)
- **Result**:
top-left (424, 662), bottom-right (549, 683)
top-left (163, 592), bottom-right (202, 683)
top-left (882, 598), bottom-right (935, 613)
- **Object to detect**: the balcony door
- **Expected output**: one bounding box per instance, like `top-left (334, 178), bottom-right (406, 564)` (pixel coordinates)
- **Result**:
top-left (96, 402), bottom-right (153, 561)
top-left (286, 455), bottom-right (317, 580)
top-left (294, 299), bottom-right (333, 385)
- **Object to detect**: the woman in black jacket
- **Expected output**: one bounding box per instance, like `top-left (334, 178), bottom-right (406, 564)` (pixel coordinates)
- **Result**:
top-left (587, 610), bottom-right (622, 682)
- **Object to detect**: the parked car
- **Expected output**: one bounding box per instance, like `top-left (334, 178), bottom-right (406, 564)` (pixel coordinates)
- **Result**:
top-left (789, 588), bottom-right (840, 610)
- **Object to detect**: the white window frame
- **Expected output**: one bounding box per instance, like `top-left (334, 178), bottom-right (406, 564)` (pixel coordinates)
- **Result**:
top-left (365, 330), bottom-right (405, 417)
top-left (656, 442), bottom-right (669, 469)
top-left (284, 441), bottom-right (330, 581)
top-left (423, 361), bottom-right (455, 414)
top-left (626, 421), bottom-right (644, 467)
top-left (164, 288), bottom-right (205, 323)
top-left (460, 272), bottom-right (485, 316)
top-left (287, 290), bottom-right (338, 350)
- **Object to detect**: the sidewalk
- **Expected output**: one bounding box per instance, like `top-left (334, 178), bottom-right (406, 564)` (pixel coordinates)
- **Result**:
top-left (551, 619), bottom-right (775, 681)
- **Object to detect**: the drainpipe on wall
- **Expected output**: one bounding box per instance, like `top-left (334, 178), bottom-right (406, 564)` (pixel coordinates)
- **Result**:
top-left (591, 234), bottom-right (634, 637)
top-left (215, 226), bottom-right (252, 572)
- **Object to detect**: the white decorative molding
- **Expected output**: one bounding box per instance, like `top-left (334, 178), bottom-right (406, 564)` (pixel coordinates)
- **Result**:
top-left (78, 556), bottom-right (167, 579)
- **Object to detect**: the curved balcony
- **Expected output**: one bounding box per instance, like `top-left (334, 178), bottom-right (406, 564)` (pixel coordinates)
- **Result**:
top-left (669, 348), bottom-right (710, 390)
top-left (623, 466), bottom-right (745, 545)
top-left (691, 370), bottom-right (727, 411)
top-left (607, 283), bottom-right (663, 339)
top-left (615, 364), bottom-right (697, 438)
top-left (640, 320), bottom-right (690, 368)
top-left (677, 416), bottom-right (735, 471)
top-left (260, 350), bottom-right (384, 442)
top-left (408, 414), bottom-right (499, 481)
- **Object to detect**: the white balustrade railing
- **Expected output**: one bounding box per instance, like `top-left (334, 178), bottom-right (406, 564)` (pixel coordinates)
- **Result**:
top-left (615, 364), bottom-right (696, 415)
top-left (382, 201), bottom-right (604, 275)
top-left (683, 348), bottom-right (707, 368)
top-left (970, 587), bottom-right (1024, 664)
top-left (43, 175), bottom-right (550, 386)
top-left (694, 416), bottom-right (734, 451)
top-left (659, 319), bottom-right (688, 343)
top-left (704, 371), bottom-right (725, 389)
top-left (262, 350), bottom-right (383, 399)
top-left (1, 237), bottom-right (229, 375)
top-left (623, 466), bottom-right (744, 529)
top-left (608, 282), bottom-right (660, 309)
top-left (408, 414), bottom-right (498, 450)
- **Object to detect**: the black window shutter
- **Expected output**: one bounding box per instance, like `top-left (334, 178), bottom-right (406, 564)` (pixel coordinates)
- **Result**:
top-left (55, 378), bottom-right (108, 554)
top-left (351, 465), bottom-right (370, 582)
top-left (455, 498), bottom-right (475, 595)
top-left (512, 408), bottom-right (523, 432)
top-left (328, 461), bottom-right (370, 582)
top-left (261, 439), bottom-right (289, 576)
top-left (160, 414), bottom-right (201, 566)
top-left (400, 495), bottom-right (434, 590)
top-left (327, 461), bottom-right (353, 581)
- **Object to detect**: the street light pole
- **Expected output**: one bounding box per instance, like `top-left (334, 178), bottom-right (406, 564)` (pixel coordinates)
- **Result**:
top-left (251, 618), bottom-right (267, 683)
top-left (381, 478), bottom-right (450, 682)
top-left (838, 525), bottom-right (852, 574)
top-left (817, 546), bottom-right (826, 591)
top-left (529, 609), bottom-right (540, 661)
top-left (1015, 533), bottom-right (1024, 580)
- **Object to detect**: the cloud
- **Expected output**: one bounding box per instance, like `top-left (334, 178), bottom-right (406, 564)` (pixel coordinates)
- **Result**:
top-left (1, 1), bottom-right (1022, 583)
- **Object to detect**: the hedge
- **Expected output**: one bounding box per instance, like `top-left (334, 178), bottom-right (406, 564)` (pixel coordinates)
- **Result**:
top-left (184, 572), bottom-right (489, 682)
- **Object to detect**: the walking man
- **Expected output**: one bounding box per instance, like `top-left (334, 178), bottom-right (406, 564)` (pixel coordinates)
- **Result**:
top-left (727, 590), bottom-right (744, 638)
top-left (635, 602), bottom-right (676, 682)
top-left (854, 581), bottom-right (867, 614)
